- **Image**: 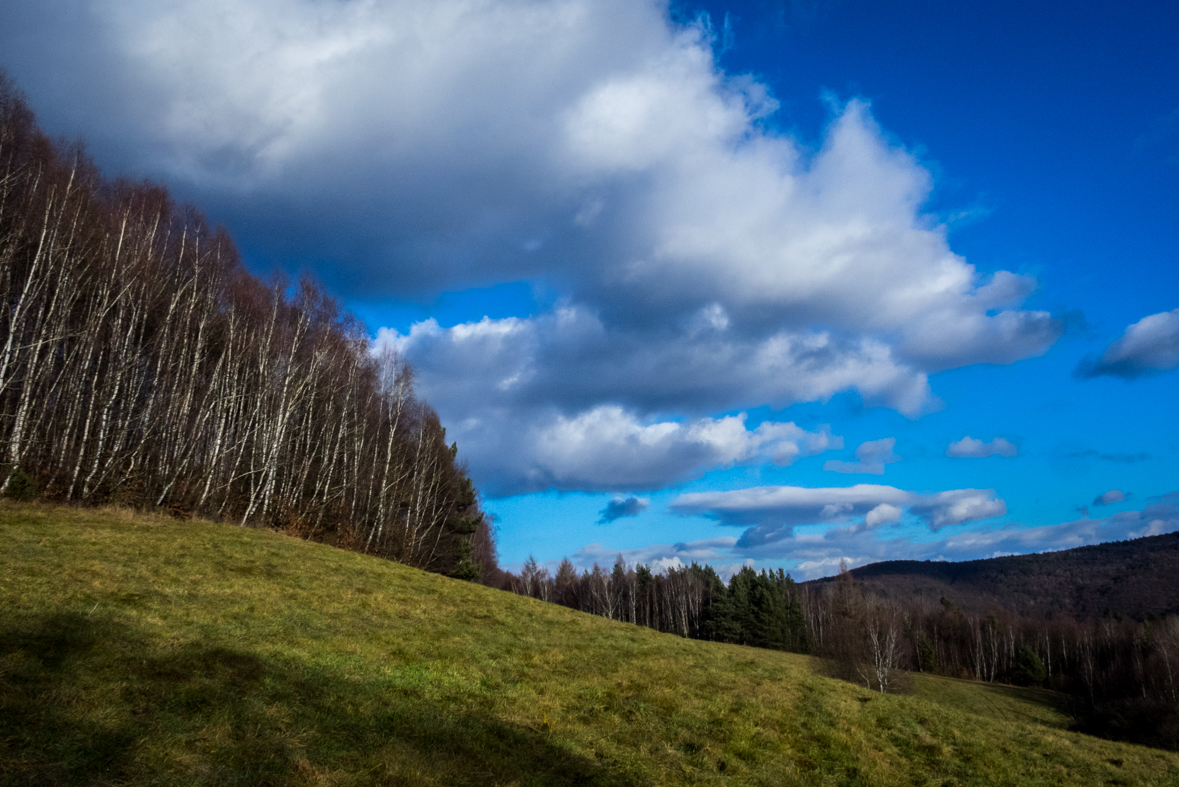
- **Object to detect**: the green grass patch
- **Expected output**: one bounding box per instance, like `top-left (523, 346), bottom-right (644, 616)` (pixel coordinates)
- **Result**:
top-left (911, 672), bottom-right (1073, 730)
top-left (2, 502), bottom-right (1176, 785)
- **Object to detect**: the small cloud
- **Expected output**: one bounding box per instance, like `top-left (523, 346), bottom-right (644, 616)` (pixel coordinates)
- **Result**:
top-left (1093, 490), bottom-right (1126, 506)
top-left (864, 503), bottom-right (903, 527)
top-left (1076, 308), bottom-right (1179, 379)
top-left (596, 496), bottom-right (649, 524)
top-left (907, 489), bottom-right (1008, 531)
top-left (946, 436), bottom-right (1017, 458)
top-left (823, 438), bottom-right (900, 475)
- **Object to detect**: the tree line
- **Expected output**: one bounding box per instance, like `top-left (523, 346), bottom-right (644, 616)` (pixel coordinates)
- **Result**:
top-left (505, 556), bottom-right (1179, 749)
top-left (0, 72), bottom-right (499, 584)
top-left (513, 556), bottom-right (809, 649)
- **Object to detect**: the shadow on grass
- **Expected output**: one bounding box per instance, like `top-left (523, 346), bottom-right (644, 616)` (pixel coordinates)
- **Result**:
top-left (912, 672), bottom-right (1075, 731)
top-left (0, 612), bottom-right (640, 786)
top-left (979, 682), bottom-right (1072, 715)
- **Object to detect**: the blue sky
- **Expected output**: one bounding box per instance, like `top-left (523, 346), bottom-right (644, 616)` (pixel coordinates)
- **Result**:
top-left (3, 0), bottom-right (1176, 577)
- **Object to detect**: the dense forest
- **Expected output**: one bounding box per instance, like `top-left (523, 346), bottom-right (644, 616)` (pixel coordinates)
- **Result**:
top-left (505, 550), bottom-right (1179, 750)
top-left (0, 72), bottom-right (499, 584)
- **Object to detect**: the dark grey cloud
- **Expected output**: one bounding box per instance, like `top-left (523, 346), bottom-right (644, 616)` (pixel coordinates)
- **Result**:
top-left (1076, 308), bottom-right (1179, 379)
top-left (596, 496), bottom-right (649, 524)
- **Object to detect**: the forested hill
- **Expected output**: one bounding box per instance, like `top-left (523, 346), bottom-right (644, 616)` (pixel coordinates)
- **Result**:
top-left (0, 71), bottom-right (498, 584)
top-left (804, 531), bottom-right (1179, 621)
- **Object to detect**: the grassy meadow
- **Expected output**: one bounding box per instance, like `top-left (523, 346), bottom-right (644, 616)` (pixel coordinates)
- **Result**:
top-left (1, 502), bottom-right (1176, 786)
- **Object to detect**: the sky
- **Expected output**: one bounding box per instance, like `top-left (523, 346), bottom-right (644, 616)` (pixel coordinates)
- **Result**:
top-left (3, 0), bottom-right (1176, 579)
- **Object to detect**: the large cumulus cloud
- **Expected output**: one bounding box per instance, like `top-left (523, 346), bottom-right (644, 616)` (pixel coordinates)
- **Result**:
top-left (1, 0), bottom-right (1063, 495)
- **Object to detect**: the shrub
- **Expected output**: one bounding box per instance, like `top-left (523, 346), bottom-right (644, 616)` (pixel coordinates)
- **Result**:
top-left (3, 465), bottom-right (39, 502)
top-left (1012, 645), bottom-right (1047, 686)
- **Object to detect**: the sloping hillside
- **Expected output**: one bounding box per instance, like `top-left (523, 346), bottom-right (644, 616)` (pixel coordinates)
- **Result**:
top-left (2, 503), bottom-right (1176, 786)
top-left (805, 531), bottom-right (1179, 621)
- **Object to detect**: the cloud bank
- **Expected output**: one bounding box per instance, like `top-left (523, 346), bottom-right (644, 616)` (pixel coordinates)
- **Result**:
top-left (1, 0), bottom-right (1063, 495)
top-left (602, 493), bottom-right (1179, 579)
top-left (670, 483), bottom-right (1007, 553)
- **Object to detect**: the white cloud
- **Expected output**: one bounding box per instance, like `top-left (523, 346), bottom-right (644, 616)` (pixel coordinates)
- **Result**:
top-left (378, 315), bottom-right (902, 495)
top-left (524, 407), bottom-right (837, 492)
top-left (907, 489), bottom-right (1008, 530)
top-left (412, 395), bottom-right (841, 495)
top-left (946, 435), bottom-right (1018, 458)
top-left (1077, 308), bottom-right (1179, 379)
top-left (792, 556), bottom-right (865, 577)
top-left (865, 503), bottom-right (903, 527)
top-left (672, 483), bottom-right (913, 526)
top-left (2, 0), bottom-right (1063, 495)
top-left (823, 437), bottom-right (900, 474)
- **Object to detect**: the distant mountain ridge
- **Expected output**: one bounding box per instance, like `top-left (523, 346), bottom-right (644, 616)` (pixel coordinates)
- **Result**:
top-left (803, 531), bottom-right (1179, 621)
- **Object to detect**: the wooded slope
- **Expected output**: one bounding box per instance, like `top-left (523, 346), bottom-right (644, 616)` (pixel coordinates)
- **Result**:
top-left (0, 71), bottom-right (496, 582)
top-left (804, 531), bottom-right (1179, 621)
